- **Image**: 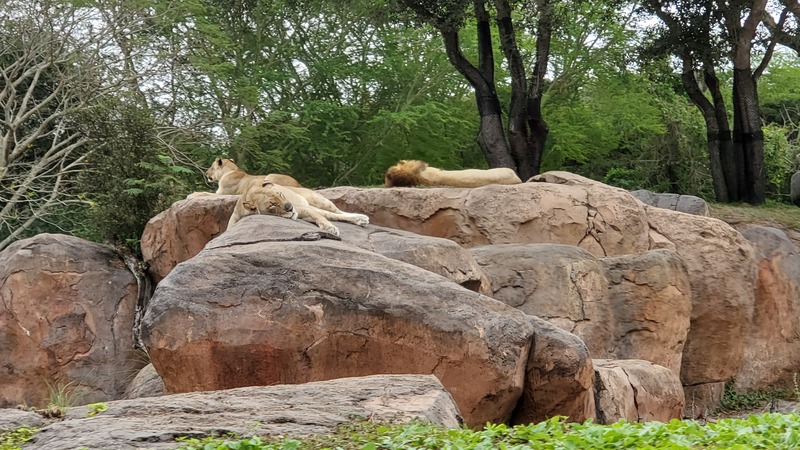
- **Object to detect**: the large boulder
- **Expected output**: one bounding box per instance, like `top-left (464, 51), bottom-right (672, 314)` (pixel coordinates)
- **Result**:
top-left (600, 249), bottom-right (692, 375)
top-left (325, 175), bottom-right (756, 391)
top-left (593, 359), bottom-right (684, 424)
top-left (470, 243), bottom-right (612, 344)
top-left (0, 234), bottom-right (144, 408)
top-left (21, 374), bottom-right (463, 450)
top-left (140, 195), bottom-right (489, 293)
top-left (141, 194), bottom-right (237, 283)
top-left (142, 215), bottom-right (536, 428)
top-left (512, 318), bottom-right (595, 424)
top-left (645, 207), bottom-right (756, 387)
top-left (471, 244), bottom-right (691, 375)
top-left (734, 226), bottom-right (800, 391)
top-left (320, 175), bottom-right (651, 256)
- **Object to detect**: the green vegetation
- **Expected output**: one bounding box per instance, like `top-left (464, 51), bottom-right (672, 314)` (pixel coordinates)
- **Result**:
top-left (0, 427), bottom-right (36, 450)
top-left (709, 202), bottom-right (800, 231)
top-left (86, 402), bottom-right (109, 417)
top-left (718, 379), bottom-right (785, 413)
top-left (174, 414), bottom-right (800, 450)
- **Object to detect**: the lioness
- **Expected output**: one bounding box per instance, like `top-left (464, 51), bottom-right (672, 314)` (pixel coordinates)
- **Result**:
top-left (384, 159), bottom-right (522, 188)
top-left (228, 181), bottom-right (370, 236)
top-left (205, 157), bottom-right (301, 193)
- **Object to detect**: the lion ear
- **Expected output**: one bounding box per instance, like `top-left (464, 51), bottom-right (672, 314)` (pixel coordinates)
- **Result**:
top-left (242, 201), bottom-right (256, 211)
top-left (216, 158), bottom-right (223, 166)
top-left (262, 180), bottom-right (275, 188)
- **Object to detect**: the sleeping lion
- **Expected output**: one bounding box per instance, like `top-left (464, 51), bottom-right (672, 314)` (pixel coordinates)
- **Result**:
top-left (384, 160), bottom-right (522, 188)
top-left (228, 181), bottom-right (370, 237)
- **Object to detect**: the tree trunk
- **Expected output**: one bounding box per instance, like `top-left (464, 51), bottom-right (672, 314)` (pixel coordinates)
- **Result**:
top-left (703, 66), bottom-right (738, 202)
top-left (524, 0), bottom-right (554, 179)
top-left (681, 60), bottom-right (729, 201)
top-left (732, 68), bottom-right (766, 204)
top-left (440, 27), bottom-right (515, 169)
top-left (494, 0), bottom-right (535, 179)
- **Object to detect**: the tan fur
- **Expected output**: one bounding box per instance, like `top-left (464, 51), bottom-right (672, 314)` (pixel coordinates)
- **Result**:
top-left (228, 181), bottom-right (370, 236)
top-left (205, 158), bottom-right (301, 194)
top-left (384, 159), bottom-right (522, 188)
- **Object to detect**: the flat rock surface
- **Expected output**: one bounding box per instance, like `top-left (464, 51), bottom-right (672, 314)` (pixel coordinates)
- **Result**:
top-left (20, 374), bottom-right (462, 450)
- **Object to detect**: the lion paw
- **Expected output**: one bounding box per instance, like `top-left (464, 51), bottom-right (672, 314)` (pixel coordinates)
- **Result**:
top-left (353, 214), bottom-right (369, 227)
top-left (322, 224), bottom-right (340, 237)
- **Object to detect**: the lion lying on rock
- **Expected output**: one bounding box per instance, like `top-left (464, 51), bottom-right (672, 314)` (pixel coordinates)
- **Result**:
top-left (228, 181), bottom-right (370, 236)
top-left (384, 160), bottom-right (522, 188)
top-left (204, 157), bottom-right (301, 193)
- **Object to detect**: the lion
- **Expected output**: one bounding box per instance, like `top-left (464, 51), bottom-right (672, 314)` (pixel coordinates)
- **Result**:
top-left (227, 181), bottom-right (370, 236)
top-left (384, 160), bottom-right (522, 188)
top-left (204, 157), bottom-right (301, 194)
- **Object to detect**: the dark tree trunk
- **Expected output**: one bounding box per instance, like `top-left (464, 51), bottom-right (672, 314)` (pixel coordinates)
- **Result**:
top-left (494, 0), bottom-right (535, 179)
top-left (703, 66), bottom-right (738, 202)
top-left (681, 65), bottom-right (728, 202)
top-left (732, 68), bottom-right (766, 204)
top-left (440, 26), bottom-right (515, 169)
top-left (728, 0), bottom-right (767, 205)
top-left (525, 0), bottom-right (554, 179)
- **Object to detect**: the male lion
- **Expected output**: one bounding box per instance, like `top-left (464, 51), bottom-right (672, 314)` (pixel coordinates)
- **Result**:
top-left (384, 160), bottom-right (522, 188)
top-left (205, 157), bottom-right (301, 194)
top-left (228, 181), bottom-right (370, 237)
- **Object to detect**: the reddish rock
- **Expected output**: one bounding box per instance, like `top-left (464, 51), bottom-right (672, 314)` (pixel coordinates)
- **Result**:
top-left (734, 226), bottom-right (800, 391)
top-left (140, 195), bottom-right (237, 283)
top-left (140, 196), bottom-right (489, 293)
top-left (600, 249), bottom-right (692, 375)
top-left (471, 244), bottom-right (691, 375)
top-left (0, 234), bottom-right (144, 408)
top-left (512, 318), bottom-right (595, 424)
top-left (593, 359), bottom-right (684, 424)
top-left (470, 243), bottom-right (611, 345)
top-left (645, 207), bottom-right (757, 387)
top-left (319, 177), bottom-right (651, 256)
top-left (142, 215), bottom-right (535, 428)
top-left (683, 382), bottom-right (725, 419)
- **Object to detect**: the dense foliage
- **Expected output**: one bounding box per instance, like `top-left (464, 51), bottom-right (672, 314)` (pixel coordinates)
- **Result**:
top-left (0, 0), bottom-right (798, 250)
top-left (173, 414), bottom-right (800, 450)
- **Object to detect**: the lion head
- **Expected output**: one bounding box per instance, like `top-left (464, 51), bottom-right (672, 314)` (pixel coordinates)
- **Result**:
top-left (206, 158), bottom-right (237, 182)
top-left (384, 159), bottom-right (429, 187)
top-left (241, 182), bottom-right (298, 220)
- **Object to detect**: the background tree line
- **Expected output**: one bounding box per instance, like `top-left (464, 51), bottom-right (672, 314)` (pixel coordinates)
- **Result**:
top-left (1, 0), bottom-right (799, 253)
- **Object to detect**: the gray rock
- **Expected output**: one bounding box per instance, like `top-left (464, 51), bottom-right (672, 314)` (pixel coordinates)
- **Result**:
top-left (123, 364), bottom-right (164, 400)
top-left (791, 172), bottom-right (800, 206)
top-left (0, 408), bottom-right (47, 431)
top-left (24, 374), bottom-right (462, 450)
top-left (630, 189), bottom-right (710, 216)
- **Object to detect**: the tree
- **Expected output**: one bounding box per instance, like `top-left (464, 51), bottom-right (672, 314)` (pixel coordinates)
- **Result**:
top-left (0, 0), bottom-right (111, 250)
top-left (392, 0), bottom-right (558, 179)
top-left (643, 0), bottom-right (800, 204)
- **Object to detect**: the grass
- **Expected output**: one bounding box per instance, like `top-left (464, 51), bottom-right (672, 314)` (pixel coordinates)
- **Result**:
top-left (708, 201), bottom-right (800, 230)
top-left (718, 378), bottom-right (786, 413)
top-left (172, 414), bottom-right (800, 450)
top-left (0, 427), bottom-right (36, 450)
